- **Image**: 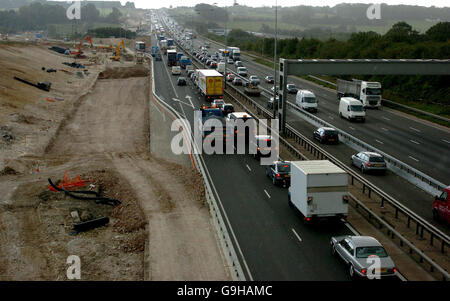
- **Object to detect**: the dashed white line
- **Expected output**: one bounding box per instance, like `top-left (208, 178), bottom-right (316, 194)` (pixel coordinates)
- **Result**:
top-left (329, 116), bottom-right (334, 120)
top-left (408, 156), bottom-right (419, 162)
top-left (246, 164), bottom-right (252, 171)
top-left (291, 228), bottom-right (303, 242)
top-left (375, 139), bottom-right (384, 144)
top-left (264, 189), bottom-right (271, 199)
top-left (409, 127), bottom-right (421, 133)
top-left (349, 126), bottom-right (355, 130)
top-left (382, 117), bottom-right (390, 121)
top-left (381, 127), bottom-right (389, 132)
top-left (410, 140), bottom-right (420, 145)
top-left (442, 139), bottom-right (450, 144)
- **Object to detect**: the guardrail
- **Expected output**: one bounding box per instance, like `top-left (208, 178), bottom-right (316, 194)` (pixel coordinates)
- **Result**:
top-left (195, 34), bottom-right (448, 196)
top-left (225, 83), bottom-right (449, 281)
top-left (149, 52), bottom-right (246, 281)
top-left (173, 32), bottom-right (450, 281)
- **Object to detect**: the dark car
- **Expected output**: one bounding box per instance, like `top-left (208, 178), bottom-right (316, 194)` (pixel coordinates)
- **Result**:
top-left (266, 161), bottom-right (291, 187)
top-left (226, 73), bottom-right (235, 82)
top-left (221, 103), bottom-right (235, 116)
top-left (265, 75), bottom-right (274, 83)
top-left (232, 78), bottom-right (243, 86)
top-left (313, 127), bottom-right (339, 144)
top-left (267, 96), bottom-right (279, 109)
top-left (177, 77), bottom-right (187, 86)
top-left (286, 84), bottom-right (298, 94)
top-left (210, 62), bottom-right (217, 68)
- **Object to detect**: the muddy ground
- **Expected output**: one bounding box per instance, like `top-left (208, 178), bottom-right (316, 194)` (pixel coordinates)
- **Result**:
top-left (0, 43), bottom-right (229, 280)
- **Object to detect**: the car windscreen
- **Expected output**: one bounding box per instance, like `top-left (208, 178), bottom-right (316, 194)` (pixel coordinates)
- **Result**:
top-left (324, 130), bottom-right (338, 136)
top-left (350, 105), bottom-right (364, 112)
top-left (356, 246), bottom-right (388, 258)
top-left (369, 156), bottom-right (385, 163)
top-left (304, 97), bottom-right (316, 103)
top-left (277, 163), bottom-right (290, 172)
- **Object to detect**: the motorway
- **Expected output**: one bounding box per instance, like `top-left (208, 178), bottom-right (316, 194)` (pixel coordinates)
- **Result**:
top-left (165, 30), bottom-right (450, 234)
top-left (191, 36), bottom-right (450, 187)
top-left (150, 33), bottom-right (361, 280)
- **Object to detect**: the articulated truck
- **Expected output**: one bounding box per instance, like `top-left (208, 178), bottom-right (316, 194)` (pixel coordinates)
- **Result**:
top-left (195, 69), bottom-right (223, 102)
top-left (337, 79), bottom-right (382, 108)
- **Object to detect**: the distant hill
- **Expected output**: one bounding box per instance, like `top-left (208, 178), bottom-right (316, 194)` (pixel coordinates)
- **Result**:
top-left (0, 0), bottom-right (134, 10)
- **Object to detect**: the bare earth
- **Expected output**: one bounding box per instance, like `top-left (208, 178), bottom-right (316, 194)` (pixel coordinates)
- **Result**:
top-left (0, 43), bottom-right (230, 280)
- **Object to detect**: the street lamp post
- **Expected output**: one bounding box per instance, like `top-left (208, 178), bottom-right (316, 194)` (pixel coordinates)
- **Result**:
top-left (273, 0), bottom-right (278, 119)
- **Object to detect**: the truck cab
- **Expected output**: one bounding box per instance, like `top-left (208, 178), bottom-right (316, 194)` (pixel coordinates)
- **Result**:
top-left (360, 81), bottom-right (382, 108)
top-left (433, 186), bottom-right (450, 225)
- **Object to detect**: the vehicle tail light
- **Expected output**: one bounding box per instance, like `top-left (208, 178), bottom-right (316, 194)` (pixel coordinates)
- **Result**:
top-left (361, 269), bottom-right (367, 275)
top-left (235, 130), bottom-right (238, 134)
top-left (393, 268), bottom-right (397, 273)
top-left (307, 196), bottom-right (313, 203)
top-left (366, 162), bottom-right (371, 167)
top-left (342, 195), bottom-right (349, 203)
top-left (305, 217), bottom-right (310, 222)
top-left (276, 173), bottom-right (281, 178)
top-left (257, 146), bottom-right (261, 151)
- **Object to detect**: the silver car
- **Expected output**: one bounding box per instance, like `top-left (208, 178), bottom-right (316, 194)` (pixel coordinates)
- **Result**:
top-left (351, 151), bottom-right (387, 174)
top-left (249, 75), bottom-right (260, 85)
top-left (330, 235), bottom-right (397, 279)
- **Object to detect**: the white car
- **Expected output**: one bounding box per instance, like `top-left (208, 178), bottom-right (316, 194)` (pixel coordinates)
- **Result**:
top-left (237, 67), bottom-right (248, 77)
top-left (171, 66), bottom-right (181, 75)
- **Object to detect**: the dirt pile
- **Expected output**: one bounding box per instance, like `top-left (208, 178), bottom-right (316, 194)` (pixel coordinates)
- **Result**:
top-left (98, 66), bottom-right (149, 80)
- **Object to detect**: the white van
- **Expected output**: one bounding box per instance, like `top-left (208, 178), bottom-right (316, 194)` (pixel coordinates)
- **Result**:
top-left (237, 67), bottom-right (247, 77)
top-left (171, 66), bottom-right (181, 75)
top-left (296, 90), bottom-right (318, 113)
top-left (339, 97), bottom-right (365, 122)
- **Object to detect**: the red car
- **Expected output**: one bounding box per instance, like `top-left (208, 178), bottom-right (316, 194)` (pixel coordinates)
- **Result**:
top-left (226, 73), bottom-right (235, 82)
top-left (433, 186), bottom-right (450, 225)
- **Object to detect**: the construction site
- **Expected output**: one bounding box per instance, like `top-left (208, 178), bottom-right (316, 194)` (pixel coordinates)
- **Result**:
top-left (0, 30), bottom-right (230, 281)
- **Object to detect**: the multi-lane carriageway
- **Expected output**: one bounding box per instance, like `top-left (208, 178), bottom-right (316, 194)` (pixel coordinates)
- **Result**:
top-left (170, 27), bottom-right (450, 234)
top-left (149, 33), bottom-right (405, 281)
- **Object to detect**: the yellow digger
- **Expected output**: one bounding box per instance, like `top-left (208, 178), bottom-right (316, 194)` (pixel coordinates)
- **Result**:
top-left (110, 40), bottom-right (125, 61)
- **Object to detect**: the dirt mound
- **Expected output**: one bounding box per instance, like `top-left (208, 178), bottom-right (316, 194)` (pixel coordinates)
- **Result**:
top-left (98, 66), bottom-right (149, 80)
top-left (0, 166), bottom-right (19, 176)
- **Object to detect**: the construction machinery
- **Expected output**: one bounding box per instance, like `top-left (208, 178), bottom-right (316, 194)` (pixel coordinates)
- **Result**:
top-left (110, 40), bottom-right (125, 61)
top-left (70, 35), bottom-right (94, 58)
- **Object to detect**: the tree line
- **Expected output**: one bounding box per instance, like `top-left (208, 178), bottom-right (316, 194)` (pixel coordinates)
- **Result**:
top-left (0, 2), bottom-right (122, 33)
top-left (208, 22), bottom-right (450, 107)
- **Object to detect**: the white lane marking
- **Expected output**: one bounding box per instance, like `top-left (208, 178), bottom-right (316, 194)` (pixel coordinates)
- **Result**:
top-left (161, 56), bottom-right (179, 98)
top-left (291, 228), bottom-right (303, 242)
top-left (174, 98), bottom-right (194, 108)
top-left (408, 156), bottom-right (419, 162)
top-left (264, 189), bottom-right (271, 199)
top-left (410, 140), bottom-right (420, 145)
top-left (375, 139), bottom-right (384, 144)
top-left (349, 126), bottom-right (355, 130)
top-left (329, 116), bottom-right (334, 120)
top-left (246, 164), bottom-right (251, 171)
top-left (442, 139), bottom-right (450, 144)
top-left (381, 127), bottom-right (389, 132)
top-left (382, 117), bottom-right (390, 121)
top-left (409, 127), bottom-right (421, 133)
top-left (186, 95), bottom-right (195, 108)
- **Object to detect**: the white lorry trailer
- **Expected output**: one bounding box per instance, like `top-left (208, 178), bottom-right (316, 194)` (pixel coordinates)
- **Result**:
top-left (288, 160), bottom-right (349, 223)
top-left (336, 79), bottom-right (382, 108)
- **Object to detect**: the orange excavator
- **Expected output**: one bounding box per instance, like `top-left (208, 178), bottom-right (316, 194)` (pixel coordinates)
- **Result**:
top-left (110, 40), bottom-right (125, 61)
top-left (70, 35), bottom-right (94, 57)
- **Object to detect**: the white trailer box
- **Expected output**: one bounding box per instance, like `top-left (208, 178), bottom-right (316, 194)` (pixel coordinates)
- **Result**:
top-left (289, 160), bottom-right (348, 222)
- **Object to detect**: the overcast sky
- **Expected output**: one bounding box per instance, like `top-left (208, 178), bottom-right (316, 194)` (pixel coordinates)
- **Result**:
top-left (124, 1), bottom-right (449, 9)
